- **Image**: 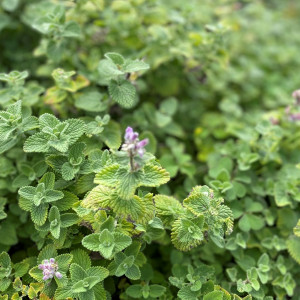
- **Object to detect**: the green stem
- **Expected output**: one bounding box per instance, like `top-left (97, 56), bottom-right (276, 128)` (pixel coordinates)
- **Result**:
top-left (129, 151), bottom-right (135, 172)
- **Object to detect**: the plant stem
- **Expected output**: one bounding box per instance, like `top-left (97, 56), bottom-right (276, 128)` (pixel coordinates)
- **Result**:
top-left (129, 150), bottom-right (135, 172)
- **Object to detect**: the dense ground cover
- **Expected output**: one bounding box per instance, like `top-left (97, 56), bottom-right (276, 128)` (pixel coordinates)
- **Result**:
top-left (0, 0), bottom-right (300, 299)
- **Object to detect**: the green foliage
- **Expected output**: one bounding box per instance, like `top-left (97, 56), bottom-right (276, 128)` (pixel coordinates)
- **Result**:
top-left (0, 0), bottom-right (300, 299)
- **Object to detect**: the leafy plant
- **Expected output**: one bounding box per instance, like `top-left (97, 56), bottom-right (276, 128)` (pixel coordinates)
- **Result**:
top-left (0, 0), bottom-right (300, 299)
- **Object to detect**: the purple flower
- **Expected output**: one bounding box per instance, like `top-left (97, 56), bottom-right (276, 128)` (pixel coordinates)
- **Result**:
top-left (38, 258), bottom-right (62, 281)
top-left (122, 126), bottom-right (149, 158)
top-left (289, 113), bottom-right (300, 122)
top-left (125, 127), bottom-right (139, 142)
top-left (292, 89), bottom-right (300, 104)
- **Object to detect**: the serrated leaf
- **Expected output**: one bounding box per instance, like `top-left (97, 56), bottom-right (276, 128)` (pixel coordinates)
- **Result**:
top-left (100, 120), bottom-right (121, 149)
top-left (178, 286), bottom-right (199, 300)
top-left (31, 204), bottom-right (48, 225)
top-left (126, 285), bottom-right (143, 298)
top-left (149, 284), bottom-right (166, 297)
top-left (141, 164), bottom-right (170, 187)
top-left (70, 263), bottom-right (87, 282)
top-left (55, 191), bottom-right (78, 211)
top-left (60, 213), bottom-right (79, 227)
top-left (108, 79), bottom-right (136, 108)
top-left (287, 235), bottom-right (300, 264)
top-left (56, 254), bottom-right (73, 272)
top-left (122, 60), bottom-right (149, 73)
top-left (29, 266), bottom-right (43, 282)
top-left (38, 244), bottom-right (57, 264)
top-left (14, 261), bottom-right (29, 277)
top-left (54, 285), bottom-right (73, 300)
top-left (203, 291), bottom-right (224, 300)
top-left (82, 233), bottom-right (101, 251)
top-left (70, 249), bottom-right (91, 269)
top-left (86, 266), bottom-right (109, 282)
top-left (61, 162), bottom-right (77, 180)
top-left (23, 133), bottom-right (49, 152)
top-left (98, 59), bottom-right (124, 85)
top-left (125, 264), bottom-right (141, 280)
top-left (105, 52), bottom-right (125, 65)
top-left (114, 233), bottom-right (132, 252)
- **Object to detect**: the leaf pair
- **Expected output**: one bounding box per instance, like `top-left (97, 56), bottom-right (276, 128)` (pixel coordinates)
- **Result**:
top-left (83, 226), bottom-right (131, 259)
top-left (46, 142), bottom-right (90, 181)
top-left (0, 101), bottom-right (38, 154)
top-left (24, 114), bottom-right (85, 153)
top-left (98, 52), bottom-right (149, 108)
top-left (18, 173), bottom-right (64, 225)
top-left (55, 263), bottom-right (108, 300)
top-left (108, 241), bottom-right (144, 280)
top-left (37, 206), bottom-right (79, 239)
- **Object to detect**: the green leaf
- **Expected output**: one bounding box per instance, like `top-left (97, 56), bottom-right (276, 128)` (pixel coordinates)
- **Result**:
top-left (56, 254), bottom-right (73, 272)
top-left (0, 221), bottom-right (17, 246)
top-left (70, 263), bottom-right (87, 282)
top-left (125, 264), bottom-right (141, 280)
top-left (2, 0), bottom-right (19, 12)
top-left (114, 233), bottom-right (132, 252)
top-left (64, 119), bottom-right (86, 145)
top-left (141, 164), bottom-right (170, 187)
top-left (23, 133), bottom-right (49, 152)
top-left (31, 204), bottom-right (48, 225)
top-left (100, 120), bottom-right (121, 149)
top-left (75, 91), bottom-right (106, 112)
top-left (71, 249), bottom-right (91, 269)
top-left (203, 291), bottom-right (224, 300)
top-left (55, 285), bottom-right (73, 300)
top-left (0, 278), bottom-right (11, 292)
top-left (86, 266), bottom-right (109, 282)
top-left (38, 244), bottom-right (58, 264)
top-left (63, 21), bottom-right (81, 38)
top-left (60, 213), bottom-right (79, 227)
top-left (149, 284), bottom-right (166, 297)
top-left (105, 52), bottom-right (125, 65)
top-left (126, 285), bottom-right (143, 298)
top-left (55, 191), bottom-right (78, 211)
top-left (178, 286), bottom-right (199, 300)
top-left (82, 233), bottom-right (101, 252)
top-left (18, 186), bottom-right (35, 200)
top-left (98, 59), bottom-right (124, 84)
top-left (29, 266), bottom-right (43, 282)
top-left (274, 184), bottom-right (291, 207)
top-left (0, 252), bottom-right (11, 278)
top-left (122, 60), bottom-right (150, 73)
top-left (14, 261), bottom-right (29, 277)
top-left (61, 162), bottom-right (77, 180)
top-left (108, 79), bottom-right (136, 108)
top-left (287, 236), bottom-right (300, 264)
top-left (92, 283), bottom-right (106, 300)
top-left (154, 194), bottom-right (185, 226)
top-left (116, 168), bottom-right (142, 199)
top-left (45, 190), bottom-right (64, 203)
top-left (94, 164), bottom-right (120, 186)
top-left (40, 172), bottom-right (55, 190)
top-left (98, 230), bottom-right (114, 258)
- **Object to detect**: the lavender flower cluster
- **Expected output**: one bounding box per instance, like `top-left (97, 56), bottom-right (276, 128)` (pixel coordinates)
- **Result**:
top-left (38, 258), bottom-right (62, 281)
top-left (122, 127), bottom-right (149, 157)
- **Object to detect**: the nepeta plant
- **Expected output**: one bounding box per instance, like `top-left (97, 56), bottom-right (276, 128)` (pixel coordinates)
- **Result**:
top-left (1, 1), bottom-right (300, 299)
